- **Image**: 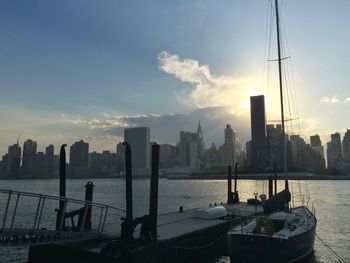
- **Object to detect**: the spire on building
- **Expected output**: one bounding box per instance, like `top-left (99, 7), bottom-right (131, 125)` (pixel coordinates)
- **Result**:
top-left (197, 121), bottom-right (203, 139)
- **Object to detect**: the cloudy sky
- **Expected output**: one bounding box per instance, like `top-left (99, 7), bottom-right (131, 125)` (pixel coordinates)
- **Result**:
top-left (1, 0), bottom-right (350, 156)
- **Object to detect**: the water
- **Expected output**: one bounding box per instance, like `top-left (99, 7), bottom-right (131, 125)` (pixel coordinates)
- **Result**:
top-left (0, 179), bottom-right (349, 262)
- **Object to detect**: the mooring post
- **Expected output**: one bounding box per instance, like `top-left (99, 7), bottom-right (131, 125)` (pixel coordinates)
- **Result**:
top-left (122, 142), bottom-right (133, 243)
top-left (234, 162), bottom-right (238, 193)
top-left (56, 144), bottom-right (67, 230)
top-left (274, 163), bottom-right (277, 194)
top-left (149, 143), bottom-right (160, 241)
top-left (233, 162), bottom-right (240, 203)
top-left (227, 166), bottom-right (233, 204)
top-left (268, 175), bottom-right (273, 198)
top-left (84, 182), bottom-right (94, 230)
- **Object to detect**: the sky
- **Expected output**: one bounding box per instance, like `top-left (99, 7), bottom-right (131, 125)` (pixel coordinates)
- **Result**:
top-left (1, 0), bottom-right (350, 156)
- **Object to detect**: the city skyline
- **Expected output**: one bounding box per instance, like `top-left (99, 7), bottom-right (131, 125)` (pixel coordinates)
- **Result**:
top-left (1, 1), bottom-right (350, 156)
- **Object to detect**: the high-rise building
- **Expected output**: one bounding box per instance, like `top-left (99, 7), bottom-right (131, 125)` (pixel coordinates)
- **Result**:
top-left (290, 135), bottom-right (306, 170)
top-left (0, 154), bottom-right (9, 178)
top-left (327, 133), bottom-right (342, 170)
top-left (342, 129), bottom-right (350, 162)
top-left (7, 143), bottom-right (21, 178)
top-left (22, 139), bottom-right (37, 176)
top-left (266, 124), bottom-right (283, 168)
top-left (70, 140), bottom-right (89, 168)
top-left (250, 95), bottom-right (267, 170)
top-left (310, 135), bottom-right (321, 147)
top-left (89, 151), bottom-right (102, 176)
top-left (45, 145), bottom-right (55, 177)
top-left (310, 135), bottom-right (324, 159)
top-left (30, 152), bottom-right (46, 178)
top-left (159, 144), bottom-right (178, 168)
top-left (179, 131), bottom-right (198, 167)
top-left (197, 122), bottom-right (205, 158)
top-left (220, 124), bottom-right (235, 167)
top-left (124, 127), bottom-right (150, 170)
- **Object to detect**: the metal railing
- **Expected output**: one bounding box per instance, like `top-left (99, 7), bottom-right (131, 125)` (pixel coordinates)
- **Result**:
top-left (0, 188), bottom-right (125, 235)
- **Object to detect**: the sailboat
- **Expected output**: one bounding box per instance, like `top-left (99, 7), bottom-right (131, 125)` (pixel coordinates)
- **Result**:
top-left (226, 1), bottom-right (317, 262)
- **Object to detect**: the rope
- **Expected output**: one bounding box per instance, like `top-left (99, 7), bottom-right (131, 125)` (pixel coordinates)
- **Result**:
top-left (315, 233), bottom-right (346, 263)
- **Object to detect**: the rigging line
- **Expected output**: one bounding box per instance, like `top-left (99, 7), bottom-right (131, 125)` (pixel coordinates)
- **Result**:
top-left (263, 0), bottom-right (271, 88)
top-left (280, 13), bottom-right (302, 135)
top-left (315, 233), bottom-right (346, 263)
top-left (278, 15), bottom-right (294, 136)
top-left (266, 0), bottom-right (274, 101)
top-left (314, 250), bottom-right (341, 263)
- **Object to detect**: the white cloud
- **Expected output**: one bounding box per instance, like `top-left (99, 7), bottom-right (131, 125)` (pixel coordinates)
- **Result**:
top-left (344, 97), bottom-right (350, 103)
top-left (320, 95), bottom-right (339, 104)
top-left (158, 51), bottom-right (264, 115)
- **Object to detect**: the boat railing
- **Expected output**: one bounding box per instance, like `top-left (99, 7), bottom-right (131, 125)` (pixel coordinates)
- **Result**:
top-left (0, 188), bottom-right (125, 235)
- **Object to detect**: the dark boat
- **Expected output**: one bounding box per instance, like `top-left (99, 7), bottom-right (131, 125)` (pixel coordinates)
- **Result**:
top-left (227, 195), bottom-right (317, 263)
top-left (227, 0), bottom-right (317, 262)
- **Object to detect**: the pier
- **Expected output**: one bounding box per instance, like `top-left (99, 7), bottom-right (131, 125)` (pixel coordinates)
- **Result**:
top-left (28, 202), bottom-right (263, 263)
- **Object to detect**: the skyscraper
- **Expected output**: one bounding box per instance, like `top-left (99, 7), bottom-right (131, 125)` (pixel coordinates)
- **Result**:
top-left (327, 133), bottom-right (342, 170)
top-left (124, 127), bottom-right (150, 170)
top-left (70, 140), bottom-right (89, 168)
top-left (197, 122), bottom-right (205, 158)
top-left (342, 129), bottom-right (350, 162)
top-left (45, 144), bottom-right (55, 177)
top-left (310, 134), bottom-right (324, 159)
top-left (7, 143), bottom-right (21, 178)
top-left (220, 124), bottom-right (235, 167)
top-left (310, 135), bottom-right (321, 147)
top-left (179, 131), bottom-right (198, 168)
top-left (22, 139), bottom-right (37, 176)
top-left (30, 152), bottom-right (45, 178)
top-left (266, 124), bottom-right (283, 168)
top-left (250, 95), bottom-right (267, 170)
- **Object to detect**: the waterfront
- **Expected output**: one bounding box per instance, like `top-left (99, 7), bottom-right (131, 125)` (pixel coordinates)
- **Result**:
top-left (0, 179), bottom-right (349, 262)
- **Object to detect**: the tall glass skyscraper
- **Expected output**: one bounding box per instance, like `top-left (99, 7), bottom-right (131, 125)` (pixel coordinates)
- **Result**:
top-left (250, 95), bottom-right (267, 170)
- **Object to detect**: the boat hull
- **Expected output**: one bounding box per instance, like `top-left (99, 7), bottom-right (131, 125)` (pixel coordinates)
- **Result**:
top-left (227, 224), bottom-right (316, 263)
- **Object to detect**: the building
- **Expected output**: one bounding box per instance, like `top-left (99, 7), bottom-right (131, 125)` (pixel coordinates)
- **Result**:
top-left (250, 95), bottom-right (267, 170)
top-left (342, 129), bottom-right (350, 162)
top-left (22, 139), bottom-right (37, 176)
top-left (310, 135), bottom-right (321, 147)
top-left (290, 135), bottom-right (306, 170)
top-left (204, 143), bottom-right (220, 169)
top-left (30, 152), bottom-right (46, 178)
top-left (159, 144), bottom-right (178, 168)
top-left (327, 133), bottom-right (342, 171)
top-left (310, 135), bottom-right (325, 159)
top-left (179, 131), bottom-right (198, 167)
top-left (7, 143), bottom-right (21, 178)
top-left (197, 122), bottom-right (205, 159)
top-left (220, 124), bottom-right (235, 167)
top-left (45, 145), bottom-right (55, 177)
top-left (70, 140), bottom-right (89, 176)
top-left (266, 124), bottom-right (283, 168)
top-left (89, 151), bottom-right (102, 177)
top-left (124, 127), bottom-right (150, 170)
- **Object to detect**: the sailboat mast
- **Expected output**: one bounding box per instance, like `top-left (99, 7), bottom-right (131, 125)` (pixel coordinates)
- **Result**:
top-left (274, 0), bottom-right (288, 185)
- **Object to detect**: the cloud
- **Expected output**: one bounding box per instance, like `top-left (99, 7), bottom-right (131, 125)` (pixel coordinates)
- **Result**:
top-left (158, 51), bottom-right (264, 115)
top-left (61, 107), bottom-right (251, 147)
top-left (344, 97), bottom-right (350, 103)
top-left (320, 95), bottom-right (339, 104)
top-left (319, 95), bottom-right (350, 104)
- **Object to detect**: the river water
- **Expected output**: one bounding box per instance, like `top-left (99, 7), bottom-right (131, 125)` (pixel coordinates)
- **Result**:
top-left (0, 179), bottom-right (349, 262)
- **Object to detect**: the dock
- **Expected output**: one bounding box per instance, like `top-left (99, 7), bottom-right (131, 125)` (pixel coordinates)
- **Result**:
top-left (28, 202), bottom-right (263, 263)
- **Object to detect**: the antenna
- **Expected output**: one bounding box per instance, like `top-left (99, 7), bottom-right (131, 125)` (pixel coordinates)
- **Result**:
top-left (16, 133), bottom-right (21, 145)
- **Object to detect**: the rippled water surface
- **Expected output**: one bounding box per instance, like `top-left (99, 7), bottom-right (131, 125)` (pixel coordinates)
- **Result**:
top-left (0, 179), bottom-right (349, 262)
